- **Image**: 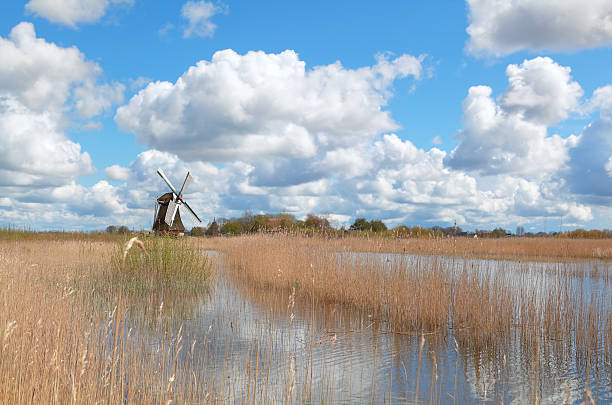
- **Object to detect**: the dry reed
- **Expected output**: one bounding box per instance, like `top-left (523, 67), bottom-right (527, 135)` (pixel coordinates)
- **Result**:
top-left (0, 238), bottom-right (215, 404)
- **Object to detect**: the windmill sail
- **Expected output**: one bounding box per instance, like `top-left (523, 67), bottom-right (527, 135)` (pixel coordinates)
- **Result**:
top-left (165, 199), bottom-right (179, 226)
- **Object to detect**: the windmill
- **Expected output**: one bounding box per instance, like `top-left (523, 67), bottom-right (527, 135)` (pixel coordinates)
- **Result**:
top-left (153, 168), bottom-right (202, 235)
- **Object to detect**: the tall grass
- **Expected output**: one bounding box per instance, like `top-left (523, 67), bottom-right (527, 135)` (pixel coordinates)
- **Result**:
top-left (1, 231), bottom-right (610, 403)
top-left (207, 234), bottom-right (611, 361)
top-left (0, 236), bottom-right (215, 404)
top-left (220, 233), bottom-right (611, 261)
top-left (110, 236), bottom-right (212, 294)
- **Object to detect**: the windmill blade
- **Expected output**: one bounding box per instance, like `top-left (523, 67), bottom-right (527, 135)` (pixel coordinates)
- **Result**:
top-left (181, 200), bottom-right (201, 224)
top-left (165, 199), bottom-right (179, 226)
top-left (157, 168), bottom-right (179, 195)
top-left (153, 203), bottom-right (159, 226)
top-left (178, 172), bottom-right (192, 198)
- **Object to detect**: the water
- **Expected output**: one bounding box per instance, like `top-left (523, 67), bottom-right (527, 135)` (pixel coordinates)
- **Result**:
top-left (128, 252), bottom-right (612, 403)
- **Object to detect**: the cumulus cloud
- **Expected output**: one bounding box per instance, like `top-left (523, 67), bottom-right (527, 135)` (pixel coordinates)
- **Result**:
top-left (0, 22), bottom-right (123, 118)
top-left (564, 86), bottom-right (612, 197)
top-left (111, 51), bottom-right (598, 230)
top-left (0, 96), bottom-right (95, 187)
top-left (74, 81), bottom-right (125, 118)
top-left (25, 0), bottom-right (133, 28)
top-left (0, 22), bottom-right (128, 191)
top-left (116, 49), bottom-right (423, 162)
top-left (182, 0), bottom-right (226, 38)
top-left (105, 165), bottom-right (131, 181)
top-left (0, 23), bottom-right (139, 229)
top-left (587, 85), bottom-right (612, 121)
top-left (49, 181), bottom-right (126, 217)
top-left (445, 58), bottom-right (580, 176)
top-left (499, 57), bottom-right (582, 125)
top-left (566, 120), bottom-right (612, 197)
top-left (467, 0), bottom-right (612, 56)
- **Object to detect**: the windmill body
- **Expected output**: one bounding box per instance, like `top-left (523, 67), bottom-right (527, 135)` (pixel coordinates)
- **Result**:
top-left (153, 169), bottom-right (201, 236)
top-left (152, 192), bottom-right (186, 235)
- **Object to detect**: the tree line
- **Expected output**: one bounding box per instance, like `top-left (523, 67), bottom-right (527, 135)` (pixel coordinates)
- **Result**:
top-left (186, 212), bottom-right (612, 239)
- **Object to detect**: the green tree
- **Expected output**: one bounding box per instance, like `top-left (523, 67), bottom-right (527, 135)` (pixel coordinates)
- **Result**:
top-left (221, 221), bottom-right (242, 235)
top-left (106, 225), bottom-right (117, 234)
top-left (369, 220), bottom-right (387, 232)
top-left (491, 228), bottom-right (506, 238)
top-left (276, 212), bottom-right (296, 230)
top-left (251, 215), bottom-right (271, 232)
top-left (190, 227), bottom-right (205, 237)
top-left (117, 225), bottom-right (131, 235)
top-left (392, 225), bottom-right (410, 237)
top-left (349, 218), bottom-right (370, 231)
top-left (411, 226), bottom-right (424, 237)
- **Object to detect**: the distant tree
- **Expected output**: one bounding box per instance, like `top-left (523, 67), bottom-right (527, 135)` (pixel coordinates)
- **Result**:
top-left (275, 212), bottom-right (296, 230)
top-left (205, 221), bottom-right (219, 236)
top-left (516, 226), bottom-right (525, 236)
top-left (251, 215), bottom-right (271, 232)
top-left (369, 220), bottom-right (387, 232)
top-left (221, 221), bottom-right (242, 235)
top-left (393, 225), bottom-right (410, 237)
top-left (491, 228), bottom-right (506, 238)
top-left (349, 218), bottom-right (370, 231)
top-left (304, 214), bottom-right (330, 230)
top-left (190, 227), bottom-right (206, 237)
top-left (117, 225), bottom-right (131, 235)
top-left (237, 211), bottom-right (255, 232)
top-left (411, 226), bottom-right (425, 237)
top-left (106, 225), bottom-right (117, 234)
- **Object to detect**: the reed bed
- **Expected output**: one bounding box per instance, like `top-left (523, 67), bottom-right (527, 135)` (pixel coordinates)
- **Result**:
top-left (1, 231), bottom-right (611, 403)
top-left (206, 234), bottom-right (612, 364)
top-left (0, 238), bottom-right (215, 404)
top-left (325, 235), bottom-right (612, 261)
top-left (207, 233), bottom-right (612, 261)
top-left (111, 236), bottom-right (213, 294)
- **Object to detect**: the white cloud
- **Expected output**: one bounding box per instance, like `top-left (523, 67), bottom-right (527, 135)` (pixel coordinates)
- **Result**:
top-left (587, 85), bottom-right (612, 121)
top-left (0, 22), bottom-right (123, 118)
top-left (81, 121), bottom-right (103, 131)
top-left (445, 58), bottom-right (580, 176)
top-left (105, 165), bottom-right (131, 181)
top-left (49, 181), bottom-right (126, 217)
top-left (565, 86), bottom-right (612, 197)
top-left (25, 0), bottom-right (133, 28)
top-left (181, 0), bottom-right (226, 38)
top-left (0, 96), bottom-right (95, 187)
top-left (0, 23), bottom-right (141, 229)
top-left (467, 0), bottom-right (612, 56)
top-left (116, 49), bottom-right (423, 162)
top-left (566, 120), bottom-right (612, 197)
top-left (499, 57), bottom-right (582, 125)
top-left (74, 81), bottom-right (125, 118)
top-left (432, 136), bottom-right (442, 145)
top-left (0, 22), bottom-right (95, 117)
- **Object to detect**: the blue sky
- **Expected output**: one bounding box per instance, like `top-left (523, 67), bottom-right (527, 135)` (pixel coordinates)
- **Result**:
top-left (0, 0), bottom-right (611, 231)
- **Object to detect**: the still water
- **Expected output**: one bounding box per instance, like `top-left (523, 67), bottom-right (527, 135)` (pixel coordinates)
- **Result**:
top-left (130, 252), bottom-right (612, 403)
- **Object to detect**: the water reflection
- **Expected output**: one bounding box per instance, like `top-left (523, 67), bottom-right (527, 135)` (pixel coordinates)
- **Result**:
top-left (123, 252), bottom-right (612, 403)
